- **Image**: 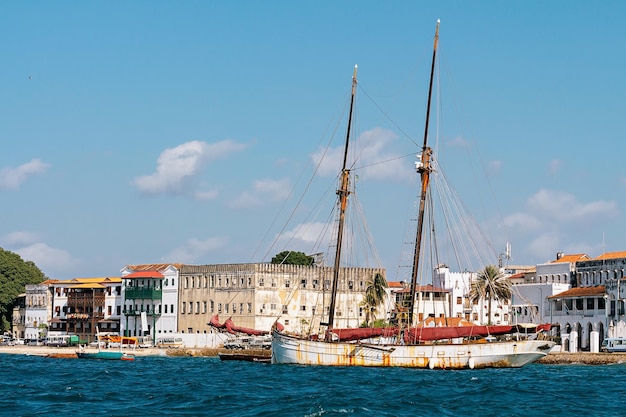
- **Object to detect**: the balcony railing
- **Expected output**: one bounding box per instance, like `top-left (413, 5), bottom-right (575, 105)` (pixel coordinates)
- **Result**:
top-left (122, 309), bottom-right (161, 317)
top-left (124, 288), bottom-right (163, 300)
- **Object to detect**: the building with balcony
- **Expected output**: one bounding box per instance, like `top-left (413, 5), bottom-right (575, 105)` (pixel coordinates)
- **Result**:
top-left (121, 264), bottom-right (180, 340)
top-left (49, 277), bottom-right (122, 342)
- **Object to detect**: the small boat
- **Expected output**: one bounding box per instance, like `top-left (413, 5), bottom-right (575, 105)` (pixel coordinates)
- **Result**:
top-left (601, 337), bottom-right (626, 353)
top-left (77, 350), bottom-right (135, 361)
top-left (76, 327), bottom-right (135, 361)
top-left (271, 20), bottom-right (555, 369)
top-left (218, 351), bottom-right (271, 363)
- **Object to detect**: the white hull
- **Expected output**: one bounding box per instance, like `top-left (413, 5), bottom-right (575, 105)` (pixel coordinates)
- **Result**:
top-left (271, 330), bottom-right (554, 369)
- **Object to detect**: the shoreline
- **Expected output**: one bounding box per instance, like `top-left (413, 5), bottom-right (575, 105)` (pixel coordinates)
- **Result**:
top-left (2, 345), bottom-right (626, 364)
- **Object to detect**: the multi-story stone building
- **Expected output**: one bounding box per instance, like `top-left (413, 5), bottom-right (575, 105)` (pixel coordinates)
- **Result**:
top-left (23, 283), bottom-right (55, 340)
top-left (178, 263), bottom-right (386, 335)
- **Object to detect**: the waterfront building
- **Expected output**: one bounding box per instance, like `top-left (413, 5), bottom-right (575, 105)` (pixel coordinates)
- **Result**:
top-left (576, 251), bottom-right (626, 340)
top-left (178, 263), bottom-right (386, 334)
top-left (49, 277), bottom-right (123, 342)
top-left (120, 264), bottom-right (180, 340)
top-left (11, 293), bottom-right (26, 340)
top-left (23, 283), bottom-right (55, 340)
top-left (510, 253), bottom-right (579, 335)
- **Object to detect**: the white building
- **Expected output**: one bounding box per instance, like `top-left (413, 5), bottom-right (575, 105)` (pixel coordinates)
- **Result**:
top-left (23, 284), bottom-right (53, 340)
top-left (120, 264), bottom-right (181, 339)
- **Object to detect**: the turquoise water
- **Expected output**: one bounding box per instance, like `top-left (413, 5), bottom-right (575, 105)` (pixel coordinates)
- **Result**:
top-left (1, 354), bottom-right (625, 416)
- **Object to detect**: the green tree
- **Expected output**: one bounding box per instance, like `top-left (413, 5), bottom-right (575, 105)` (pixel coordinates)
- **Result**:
top-left (271, 251), bottom-right (314, 266)
top-left (469, 265), bottom-right (511, 325)
top-left (359, 272), bottom-right (388, 327)
top-left (0, 247), bottom-right (46, 331)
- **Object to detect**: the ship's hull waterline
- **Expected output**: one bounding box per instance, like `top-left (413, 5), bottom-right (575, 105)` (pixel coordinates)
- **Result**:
top-left (271, 331), bottom-right (554, 369)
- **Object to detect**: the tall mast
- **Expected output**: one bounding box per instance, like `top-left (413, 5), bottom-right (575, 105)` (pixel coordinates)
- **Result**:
top-left (327, 64), bottom-right (358, 337)
top-left (408, 20), bottom-right (440, 328)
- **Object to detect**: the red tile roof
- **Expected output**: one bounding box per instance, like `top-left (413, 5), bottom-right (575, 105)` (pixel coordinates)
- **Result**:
top-left (125, 263), bottom-right (182, 272)
top-left (595, 251), bottom-right (626, 260)
top-left (548, 286), bottom-right (606, 298)
top-left (123, 271), bottom-right (164, 279)
top-left (552, 254), bottom-right (590, 263)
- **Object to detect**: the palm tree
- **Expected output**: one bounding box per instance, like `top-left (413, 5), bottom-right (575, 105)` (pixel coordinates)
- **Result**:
top-left (469, 265), bottom-right (511, 325)
top-left (360, 273), bottom-right (388, 327)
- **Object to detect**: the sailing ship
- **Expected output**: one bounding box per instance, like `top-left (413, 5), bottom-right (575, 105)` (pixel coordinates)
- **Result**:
top-left (271, 20), bottom-right (555, 369)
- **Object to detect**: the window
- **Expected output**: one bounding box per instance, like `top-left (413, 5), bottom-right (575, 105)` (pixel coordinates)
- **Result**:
top-left (247, 303), bottom-right (252, 313)
top-left (285, 279), bottom-right (290, 288)
top-left (164, 304), bottom-right (168, 314)
top-left (233, 303), bottom-right (237, 313)
top-left (301, 279), bottom-right (306, 288)
top-left (171, 304), bottom-right (174, 313)
top-left (182, 303), bottom-right (186, 314)
top-left (456, 297), bottom-right (462, 305)
top-left (348, 281), bottom-right (354, 290)
top-left (225, 303), bottom-right (229, 313)
top-left (210, 300), bottom-right (214, 313)
top-left (239, 303), bottom-right (243, 313)
top-left (313, 279), bottom-right (318, 289)
top-left (259, 278), bottom-right (264, 287)
top-left (218, 303), bottom-right (222, 313)
top-left (301, 305), bottom-right (306, 311)
top-left (282, 305), bottom-right (288, 314)
top-left (196, 302), bottom-right (200, 314)
top-left (202, 302), bottom-right (207, 314)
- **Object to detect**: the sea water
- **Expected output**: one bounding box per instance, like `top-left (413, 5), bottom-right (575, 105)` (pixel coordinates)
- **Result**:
top-left (1, 354), bottom-right (625, 417)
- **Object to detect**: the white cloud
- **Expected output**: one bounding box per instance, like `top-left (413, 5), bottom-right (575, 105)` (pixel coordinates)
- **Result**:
top-left (228, 190), bottom-right (263, 209)
top-left (133, 140), bottom-right (246, 196)
top-left (3, 231), bottom-right (40, 245)
top-left (448, 135), bottom-right (471, 148)
top-left (526, 232), bottom-right (561, 261)
top-left (488, 160), bottom-right (503, 175)
top-left (526, 189), bottom-right (618, 224)
top-left (278, 221), bottom-right (331, 248)
top-left (311, 128), bottom-right (412, 182)
top-left (229, 178), bottom-right (292, 209)
top-left (503, 212), bottom-right (542, 232)
top-left (14, 242), bottom-right (78, 277)
top-left (254, 178), bottom-right (291, 202)
top-left (0, 159), bottom-right (50, 190)
top-left (500, 189), bottom-right (619, 263)
top-left (165, 237), bottom-right (226, 263)
top-left (548, 159), bottom-right (563, 175)
top-left (193, 189), bottom-right (219, 201)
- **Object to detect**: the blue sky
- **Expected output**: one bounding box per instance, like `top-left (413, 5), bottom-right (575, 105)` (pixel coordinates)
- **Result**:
top-left (2, 1), bottom-right (625, 280)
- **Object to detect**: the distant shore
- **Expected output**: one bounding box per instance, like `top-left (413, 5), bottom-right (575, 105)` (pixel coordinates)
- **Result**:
top-left (2, 345), bottom-right (626, 365)
top-left (536, 352), bottom-right (626, 365)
